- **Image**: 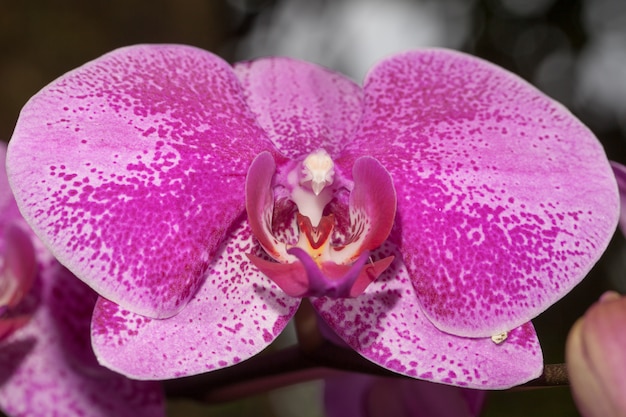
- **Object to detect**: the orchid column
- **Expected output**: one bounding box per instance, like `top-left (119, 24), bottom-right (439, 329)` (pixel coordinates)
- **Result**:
top-left (5, 44), bottom-right (620, 390)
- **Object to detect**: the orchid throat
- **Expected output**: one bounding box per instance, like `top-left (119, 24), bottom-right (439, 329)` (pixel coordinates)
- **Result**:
top-left (245, 149), bottom-right (397, 299)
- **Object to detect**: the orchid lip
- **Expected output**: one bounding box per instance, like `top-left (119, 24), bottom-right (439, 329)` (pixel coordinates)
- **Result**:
top-left (245, 149), bottom-right (397, 299)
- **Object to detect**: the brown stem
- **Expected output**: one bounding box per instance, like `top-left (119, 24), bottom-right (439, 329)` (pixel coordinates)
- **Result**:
top-left (518, 363), bottom-right (569, 388)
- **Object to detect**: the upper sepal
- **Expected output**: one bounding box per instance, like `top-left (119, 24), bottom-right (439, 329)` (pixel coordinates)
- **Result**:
top-left (234, 56), bottom-right (363, 159)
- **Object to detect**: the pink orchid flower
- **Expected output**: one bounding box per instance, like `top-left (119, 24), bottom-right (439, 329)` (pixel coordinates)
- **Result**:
top-left (0, 144), bottom-right (164, 417)
top-left (6, 45), bottom-right (619, 389)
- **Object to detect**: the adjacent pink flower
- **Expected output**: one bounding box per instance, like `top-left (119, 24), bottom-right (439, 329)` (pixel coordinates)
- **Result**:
top-left (318, 314), bottom-right (486, 417)
top-left (325, 373), bottom-right (486, 417)
top-left (0, 144), bottom-right (165, 417)
top-left (566, 291), bottom-right (626, 417)
top-left (5, 45), bottom-right (619, 388)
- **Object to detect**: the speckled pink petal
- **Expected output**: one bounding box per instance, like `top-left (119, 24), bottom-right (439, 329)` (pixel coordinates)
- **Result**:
top-left (91, 218), bottom-right (299, 379)
top-left (0, 245), bottom-right (164, 417)
top-left (342, 49), bottom-right (619, 337)
top-left (7, 44), bottom-right (272, 319)
top-left (233, 57), bottom-right (363, 159)
top-left (348, 157), bottom-right (396, 249)
top-left (610, 161), bottom-right (626, 236)
top-left (312, 241), bottom-right (543, 389)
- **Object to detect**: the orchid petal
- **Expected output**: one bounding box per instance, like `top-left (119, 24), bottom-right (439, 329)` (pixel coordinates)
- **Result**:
top-left (610, 161), bottom-right (626, 236)
top-left (91, 219), bottom-right (299, 379)
top-left (312, 241), bottom-right (543, 389)
top-left (233, 57), bottom-right (363, 159)
top-left (245, 151), bottom-right (290, 260)
top-left (349, 156), bottom-right (396, 250)
top-left (0, 249), bottom-right (164, 417)
top-left (343, 48), bottom-right (619, 337)
top-left (332, 156), bottom-right (396, 264)
top-left (6, 44), bottom-right (272, 318)
top-left (1, 142), bottom-right (37, 331)
top-left (325, 373), bottom-right (486, 417)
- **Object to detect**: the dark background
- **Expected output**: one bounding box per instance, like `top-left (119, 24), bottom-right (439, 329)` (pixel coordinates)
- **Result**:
top-left (1, 0), bottom-right (624, 415)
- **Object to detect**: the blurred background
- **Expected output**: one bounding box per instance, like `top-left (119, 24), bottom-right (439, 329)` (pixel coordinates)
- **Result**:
top-left (1, 0), bottom-right (624, 416)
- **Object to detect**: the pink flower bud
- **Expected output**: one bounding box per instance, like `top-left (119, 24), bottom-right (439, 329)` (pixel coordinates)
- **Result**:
top-left (567, 291), bottom-right (626, 417)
